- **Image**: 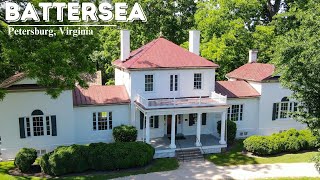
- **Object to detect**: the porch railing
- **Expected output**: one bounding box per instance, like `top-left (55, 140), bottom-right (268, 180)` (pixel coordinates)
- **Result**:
top-left (136, 92), bottom-right (227, 109)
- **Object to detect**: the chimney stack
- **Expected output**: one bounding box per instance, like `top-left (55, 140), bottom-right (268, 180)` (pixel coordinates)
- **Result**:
top-left (121, 30), bottom-right (130, 61)
top-left (189, 30), bottom-right (200, 55)
top-left (249, 49), bottom-right (258, 63)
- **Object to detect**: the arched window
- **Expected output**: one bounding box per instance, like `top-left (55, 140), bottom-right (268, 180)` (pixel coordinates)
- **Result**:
top-left (272, 97), bottom-right (297, 120)
top-left (31, 109), bottom-right (44, 116)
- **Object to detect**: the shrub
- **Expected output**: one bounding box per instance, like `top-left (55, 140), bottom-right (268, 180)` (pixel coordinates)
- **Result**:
top-left (113, 125), bottom-right (138, 142)
top-left (14, 148), bottom-right (37, 172)
top-left (244, 129), bottom-right (318, 155)
top-left (217, 120), bottom-right (237, 144)
top-left (39, 142), bottom-right (154, 176)
top-left (39, 145), bottom-right (90, 176)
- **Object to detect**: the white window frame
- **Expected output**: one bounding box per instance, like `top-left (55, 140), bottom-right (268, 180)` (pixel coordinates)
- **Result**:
top-left (227, 104), bottom-right (244, 122)
top-left (145, 74), bottom-right (154, 92)
top-left (170, 74), bottom-right (179, 92)
top-left (93, 111), bottom-right (113, 131)
top-left (193, 73), bottom-right (202, 90)
top-left (273, 100), bottom-right (298, 120)
top-left (24, 115), bottom-right (51, 138)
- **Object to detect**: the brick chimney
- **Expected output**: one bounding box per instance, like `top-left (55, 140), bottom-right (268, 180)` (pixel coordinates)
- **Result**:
top-left (189, 30), bottom-right (200, 55)
top-left (120, 30), bottom-right (130, 61)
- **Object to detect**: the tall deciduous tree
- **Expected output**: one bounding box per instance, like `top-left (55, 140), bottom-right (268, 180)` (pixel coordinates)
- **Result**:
top-left (0, 0), bottom-right (101, 99)
top-left (272, 0), bottom-right (320, 171)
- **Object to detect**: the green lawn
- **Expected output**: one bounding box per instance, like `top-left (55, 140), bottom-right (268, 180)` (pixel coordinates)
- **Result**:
top-left (205, 140), bottom-right (319, 166)
top-left (0, 158), bottom-right (179, 180)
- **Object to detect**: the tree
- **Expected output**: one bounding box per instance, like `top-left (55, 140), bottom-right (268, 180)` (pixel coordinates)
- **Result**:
top-left (0, 0), bottom-right (101, 99)
top-left (98, 0), bottom-right (197, 84)
top-left (272, 0), bottom-right (320, 171)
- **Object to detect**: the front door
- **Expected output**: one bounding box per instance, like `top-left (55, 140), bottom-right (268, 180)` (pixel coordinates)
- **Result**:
top-left (167, 115), bottom-right (177, 136)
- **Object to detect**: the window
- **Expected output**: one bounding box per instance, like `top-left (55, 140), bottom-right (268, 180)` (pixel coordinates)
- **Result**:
top-left (227, 105), bottom-right (244, 121)
top-left (194, 73), bottom-right (202, 89)
top-left (36, 149), bottom-right (46, 156)
top-left (239, 131), bottom-right (249, 137)
top-left (149, 116), bottom-right (159, 128)
top-left (202, 113), bottom-right (207, 125)
top-left (170, 75), bottom-right (178, 91)
top-left (18, 110), bottom-right (57, 138)
top-left (93, 112), bottom-right (113, 130)
top-left (145, 75), bottom-right (154, 92)
top-left (272, 97), bottom-right (298, 120)
top-left (0, 136), bottom-right (1, 145)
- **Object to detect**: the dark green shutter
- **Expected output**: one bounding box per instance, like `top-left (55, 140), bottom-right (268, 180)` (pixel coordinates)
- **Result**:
top-left (140, 112), bottom-right (144, 129)
top-left (19, 117), bottom-right (26, 139)
top-left (202, 113), bottom-right (207, 125)
top-left (51, 115), bottom-right (57, 136)
top-left (154, 116), bottom-right (159, 128)
top-left (272, 103), bottom-right (277, 121)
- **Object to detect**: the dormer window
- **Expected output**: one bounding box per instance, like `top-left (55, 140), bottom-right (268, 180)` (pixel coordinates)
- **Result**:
top-left (194, 73), bottom-right (202, 89)
top-left (145, 75), bottom-right (154, 92)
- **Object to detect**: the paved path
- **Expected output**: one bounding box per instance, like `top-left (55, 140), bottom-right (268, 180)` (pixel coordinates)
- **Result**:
top-left (117, 161), bottom-right (320, 180)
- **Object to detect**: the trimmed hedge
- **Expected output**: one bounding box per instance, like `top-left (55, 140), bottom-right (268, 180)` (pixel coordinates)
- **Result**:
top-left (217, 120), bottom-right (237, 144)
top-left (243, 129), bottom-right (318, 155)
top-left (113, 125), bottom-right (137, 142)
top-left (39, 142), bottom-right (154, 176)
top-left (14, 148), bottom-right (37, 173)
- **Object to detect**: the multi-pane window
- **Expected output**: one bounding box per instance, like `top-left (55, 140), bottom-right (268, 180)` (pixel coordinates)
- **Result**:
top-left (189, 113), bottom-right (197, 126)
top-left (170, 75), bottom-right (178, 91)
top-left (145, 75), bottom-right (154, 92)
top-left (194, 73), bottom-right (202, 89)
top-left (272, 97), bottom-right (298, 120)
top-left (33, 116), bottom-right (44, 136)
top-left (93, 112), bottom-right (113, 130)
top-left (149, 116), bottom-right (159, 128)
top-left (227, 105), bottom-right (244, 122)
top-left (18, 110), bottom-right (56, 138)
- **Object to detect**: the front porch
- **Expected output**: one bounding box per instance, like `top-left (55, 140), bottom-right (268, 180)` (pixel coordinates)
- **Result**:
top-left (151, 134), bottom-right (221, 150)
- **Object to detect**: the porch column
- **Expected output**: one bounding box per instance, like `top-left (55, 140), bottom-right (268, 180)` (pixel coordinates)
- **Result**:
top-left (170, 114), bottom-right (176, 149)
top-left (195, 113), bottom-right (202, 146)
top-left (145, 114), bottom-right (150, 144)
top-left (219, 112), bottom-right (227, 144)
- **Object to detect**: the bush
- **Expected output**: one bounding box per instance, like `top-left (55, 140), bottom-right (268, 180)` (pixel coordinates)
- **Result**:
top-left (14, 148), bottom-right (37, 172)
top-left (217, 120), bottom-right (237, 144)
top-left (244, 129), bottom-right (318, 155)
top-left (39, 142), bottom-right (155, 176)
top-left (113, 125), bottom-right (138, 142)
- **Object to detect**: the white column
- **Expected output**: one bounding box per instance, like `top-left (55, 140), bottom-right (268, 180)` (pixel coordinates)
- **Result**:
top-left (219, 112), bottom-right (227, 144)
top-left (145, 114), bottom-right (150, 144)
top-left (170, 114), bottom-right (176, 149)
top-left (195, 113), bottom-right (202, 146)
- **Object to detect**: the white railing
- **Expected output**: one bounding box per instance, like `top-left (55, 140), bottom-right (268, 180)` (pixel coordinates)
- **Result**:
top-left (136, 92), bottom-right (227, 109)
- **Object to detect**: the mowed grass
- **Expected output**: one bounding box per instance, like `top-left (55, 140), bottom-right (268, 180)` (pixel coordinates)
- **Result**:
top-left (0, 158), bottom-right (179, 180)
top-left (205, 140), bottom-right (319, 166)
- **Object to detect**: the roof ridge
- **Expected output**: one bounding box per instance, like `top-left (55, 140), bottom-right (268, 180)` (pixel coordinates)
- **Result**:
top-left (125, 38), bottom-right (162, 68)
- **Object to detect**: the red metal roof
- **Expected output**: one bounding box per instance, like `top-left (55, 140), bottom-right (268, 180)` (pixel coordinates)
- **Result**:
top-left (113, 37), bottom-right (218, 70)
top-left (73, 85), bottom-right (130, 106)
top-left (226, 63), bottom-right (275, 82)
top-left (215, 81), bottom-right (260, 98)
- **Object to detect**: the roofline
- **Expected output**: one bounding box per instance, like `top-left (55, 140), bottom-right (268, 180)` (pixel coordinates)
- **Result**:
top-left (0, 73), bottom-right (27, 88)
top-left (227, 96), bottom-right (260, 99)
top-left (226, 75), bottom-right (279, 83)
top-left (113, 65), bottom-right (219, 71)
top-left (73, 102), bottom-right (130, 107)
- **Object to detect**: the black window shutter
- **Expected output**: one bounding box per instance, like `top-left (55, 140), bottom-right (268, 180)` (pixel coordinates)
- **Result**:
top-left (189, 114), bottom-right (193, 126)
top-left (51, 115), bottom-right (57, 136)
top-left (19, 117), bottom-right (26, 139)
top-left (272, 103), bottom-right (277, 121)
top-left (140, 112), bottom-right (144, 130)
top-left (202, 113), bottom-right (207, 125)
top-left (154, 116), bottom-right (159, 128)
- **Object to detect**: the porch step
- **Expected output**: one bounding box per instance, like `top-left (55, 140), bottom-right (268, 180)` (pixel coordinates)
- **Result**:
top-left (176, 148), bottom-right (204, 161)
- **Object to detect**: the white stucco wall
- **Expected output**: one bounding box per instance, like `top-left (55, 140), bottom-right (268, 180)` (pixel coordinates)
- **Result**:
top-left (257, 82), bottom-right (306, 135)
top-left (0, 90), bottom-right (75, 160)
top-left (121, 68), bottom-right (216, 100)
top-left (115, 68), bottom-right (131, 98)
top-left (226, 98), bottom-right (260, 138)
top-left (73, 104), bottom-right (130, 144)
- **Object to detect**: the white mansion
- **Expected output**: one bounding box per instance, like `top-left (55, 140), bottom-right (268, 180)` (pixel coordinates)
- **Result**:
top-left (0, 30), bottom-right (305, 160)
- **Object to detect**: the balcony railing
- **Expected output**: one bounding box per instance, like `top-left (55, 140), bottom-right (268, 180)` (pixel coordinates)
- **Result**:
top-left (136, 92), bottom-right (227, 109)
